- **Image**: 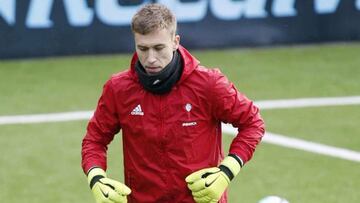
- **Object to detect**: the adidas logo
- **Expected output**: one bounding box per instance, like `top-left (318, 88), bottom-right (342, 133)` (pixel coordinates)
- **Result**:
top-left (131, 104), bottom-right (144, 116)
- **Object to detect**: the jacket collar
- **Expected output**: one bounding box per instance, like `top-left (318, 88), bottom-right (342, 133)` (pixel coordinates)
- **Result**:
top-left (130, 45), bottom-right (200, 85)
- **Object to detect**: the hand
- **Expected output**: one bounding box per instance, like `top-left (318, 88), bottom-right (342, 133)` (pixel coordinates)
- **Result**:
top-left (185, 167), bottom-right (229, 203)
top-left (87, 168), bottom-right (131, 203)
top-left (185, 156), bottom-right (241, 203)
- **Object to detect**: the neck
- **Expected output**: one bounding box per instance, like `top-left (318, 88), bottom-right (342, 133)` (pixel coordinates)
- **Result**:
top-left (135, 50), bottom-right (183, 94)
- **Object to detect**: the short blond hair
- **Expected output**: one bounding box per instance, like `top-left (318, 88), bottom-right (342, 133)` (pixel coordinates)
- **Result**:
top-left (131, 3), bottom-right (177, 35)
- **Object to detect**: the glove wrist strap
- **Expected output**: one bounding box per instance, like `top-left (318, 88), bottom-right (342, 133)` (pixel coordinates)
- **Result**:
top-left (219, 155), bottom-right (242, 181)
top-left (87, 167), bottom-right (107, 188)
top-left (89, 175), bottom-right (105, 189)
top-left (229, 154), bottom-right (244, 168)
top-left (219, 165), bottom-right (234, 181)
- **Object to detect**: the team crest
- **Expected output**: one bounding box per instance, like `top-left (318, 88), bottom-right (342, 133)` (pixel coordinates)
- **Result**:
top-left (185, 103), bottom-right (192, 112)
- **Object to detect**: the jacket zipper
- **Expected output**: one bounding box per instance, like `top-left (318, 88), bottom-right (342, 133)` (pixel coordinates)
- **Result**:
top-left (159, 95), bottom-right (170, 200)
top-left (159, 95), bottom-right (164, 146)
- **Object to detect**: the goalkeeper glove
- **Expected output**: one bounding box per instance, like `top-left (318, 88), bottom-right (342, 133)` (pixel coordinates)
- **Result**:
top-left (185, 155), bottom-right (242, 203)
top-left (87, 167), bottom-right (131, 203)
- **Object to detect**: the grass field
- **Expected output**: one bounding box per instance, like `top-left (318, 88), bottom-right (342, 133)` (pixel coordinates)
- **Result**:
top-left (0, 43), bottom-right (359, 202)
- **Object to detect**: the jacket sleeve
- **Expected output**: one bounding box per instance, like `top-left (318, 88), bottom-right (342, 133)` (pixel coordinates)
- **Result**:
top-left (209, 69), bottom-right (265, 165)
top-left (81, 79), bottom-right (121, 174)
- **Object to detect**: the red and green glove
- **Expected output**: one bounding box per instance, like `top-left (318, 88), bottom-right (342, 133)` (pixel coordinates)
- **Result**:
top-left (185, 155), bottom-right (242, 203)
top-left (87, 167), bottom-right (131, 203)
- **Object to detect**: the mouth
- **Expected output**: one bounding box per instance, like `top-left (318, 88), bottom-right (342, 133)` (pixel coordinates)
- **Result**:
top-left (145, 66), bottom-right (162, 74)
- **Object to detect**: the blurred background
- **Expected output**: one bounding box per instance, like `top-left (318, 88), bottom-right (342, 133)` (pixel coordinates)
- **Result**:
top-left (0, 1), bottom-right (359, 202)
top-left (1, 0), bottom-right (360, 59)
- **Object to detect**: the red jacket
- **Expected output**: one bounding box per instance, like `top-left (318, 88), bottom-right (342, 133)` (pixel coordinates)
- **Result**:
top-left (82, 46), bottom-right (265, 202)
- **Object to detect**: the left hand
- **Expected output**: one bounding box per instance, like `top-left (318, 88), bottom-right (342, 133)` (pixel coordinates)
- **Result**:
top-left (185, 167), bottom-right (230, 203)
top-left (185, 156), bottom-right (242, 203)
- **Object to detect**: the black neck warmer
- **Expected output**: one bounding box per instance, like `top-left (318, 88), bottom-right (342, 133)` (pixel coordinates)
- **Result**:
top-left (135, 50), bottom-right (183, 94)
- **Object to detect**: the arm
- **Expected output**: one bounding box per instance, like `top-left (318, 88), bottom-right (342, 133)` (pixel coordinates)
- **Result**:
top-left (210, 69), bottom-right (265, 165)
top-left (81, 79), bottom-right (131, 203)
top-left (186, 69), bottom-right (265, 203)
top-left (81, 79), bottom-right (120, 173)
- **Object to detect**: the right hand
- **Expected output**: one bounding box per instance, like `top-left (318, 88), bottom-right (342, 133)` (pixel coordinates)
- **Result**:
top-left (88, 167), bottom-right (131, 203)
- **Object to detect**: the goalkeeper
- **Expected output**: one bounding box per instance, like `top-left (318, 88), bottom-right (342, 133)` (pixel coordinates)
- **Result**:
top-left (81, 3), bottom-right (265, 203)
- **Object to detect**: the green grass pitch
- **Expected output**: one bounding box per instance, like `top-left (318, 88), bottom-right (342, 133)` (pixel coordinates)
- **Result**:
top-left (0, 43), bottom-right (359, 202)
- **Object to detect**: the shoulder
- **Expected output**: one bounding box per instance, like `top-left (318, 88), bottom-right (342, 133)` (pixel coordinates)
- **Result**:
top-left (106, 69), bottom-right (135, 88)
top-left (110, 69), bottom-right (132, 83)
top-left (189, 66), bottom-right (225, 83)
top-left (192, 66), bottom-right (236, 97)
top-left (195, 65), bottom-right (223, 75)
top-left (99, 69), bottom-right (139, 97)
top-left (180, 66), bottom-right (227, 99)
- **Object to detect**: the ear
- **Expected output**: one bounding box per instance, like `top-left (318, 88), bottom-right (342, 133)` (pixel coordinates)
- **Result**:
top-left (173, 35), bottom-right (180, 51)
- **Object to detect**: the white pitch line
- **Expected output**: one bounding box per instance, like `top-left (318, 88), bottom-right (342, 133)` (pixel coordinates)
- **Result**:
top-left (0, 96), bottom-right (360, 162)
top-left (222, 124), bottom-right (360, 163)
top-left (0, 111), bottom-right (93, 125)
top-left (1, 96), bottom-right (359, 125)
top-left (256, 96), bottom-right (360, 109)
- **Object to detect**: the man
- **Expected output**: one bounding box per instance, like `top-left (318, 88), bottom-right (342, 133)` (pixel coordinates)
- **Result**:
top-left (82, 3), bottom-right (265, 203)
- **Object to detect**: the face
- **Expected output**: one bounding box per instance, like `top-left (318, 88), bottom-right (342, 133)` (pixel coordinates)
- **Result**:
top-left (134, 28), bottom-right (180, 75)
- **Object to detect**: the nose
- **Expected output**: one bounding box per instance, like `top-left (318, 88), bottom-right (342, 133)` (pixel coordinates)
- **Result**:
top-left (147, 50), bottom-right (157, 64)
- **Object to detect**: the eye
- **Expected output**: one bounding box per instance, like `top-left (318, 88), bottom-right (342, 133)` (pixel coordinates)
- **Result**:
top-left (138, 47), bottom-right (148, 52)
top-left (154, 46), bottom-right (164, 51)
